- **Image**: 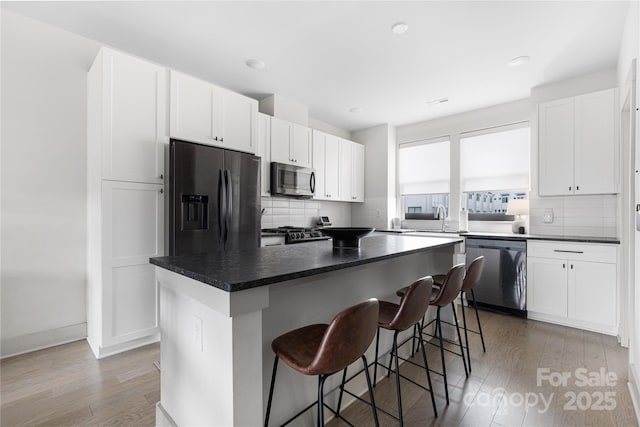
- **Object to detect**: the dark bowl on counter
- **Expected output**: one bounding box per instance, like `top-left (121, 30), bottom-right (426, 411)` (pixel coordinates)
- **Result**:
top-left (320, 227), bottom-right (375, 249)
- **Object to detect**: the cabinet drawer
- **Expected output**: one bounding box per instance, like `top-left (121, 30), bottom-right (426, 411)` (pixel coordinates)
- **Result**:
top-left (527, 241), bottom-right (616, 263)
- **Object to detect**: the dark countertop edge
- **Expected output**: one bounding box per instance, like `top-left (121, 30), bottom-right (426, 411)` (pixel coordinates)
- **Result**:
top-left (460, 232), bottom-right (620, 244)
top-left (150, 238), bottom-right (463, 293)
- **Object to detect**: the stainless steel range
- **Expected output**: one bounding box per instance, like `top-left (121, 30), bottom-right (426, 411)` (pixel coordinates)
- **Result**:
top-left (261, 226), bottom-right (330, 245)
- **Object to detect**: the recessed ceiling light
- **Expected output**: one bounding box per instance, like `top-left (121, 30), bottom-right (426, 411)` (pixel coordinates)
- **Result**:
top-left (391, 22), bottom-right (409, 35)
top-left (508, 56), bottom-right (530, 67)
top-left (245, 59), bottom-right (266, 70)
top-left (350, 107), bottom-right (363, 113)
top-left (426, 97), bottom-right (448, 105)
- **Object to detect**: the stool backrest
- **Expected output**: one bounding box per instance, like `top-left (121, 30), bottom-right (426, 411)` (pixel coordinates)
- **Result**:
top-left (462, 256), bottom-right (485, 292)
top-left (387, 276), bottom-right (434, 331)
top-left (308, 298), bottom-right (379, 375)
top-left (431, 263), bottom-right (465, 306)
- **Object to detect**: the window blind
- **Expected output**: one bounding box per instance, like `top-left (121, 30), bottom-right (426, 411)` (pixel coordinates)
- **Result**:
top-left (398, 137), bottom-right (450, 195)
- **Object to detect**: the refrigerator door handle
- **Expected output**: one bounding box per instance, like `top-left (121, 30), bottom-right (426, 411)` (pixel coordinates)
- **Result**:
top-left (224, 169), bottom-right (232, 244)
top-left (310, 171), bottom-right (316, 194)
top-left (218, 169), bottom-right (226, 244)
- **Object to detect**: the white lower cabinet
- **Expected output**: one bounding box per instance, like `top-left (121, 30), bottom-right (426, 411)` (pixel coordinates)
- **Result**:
top-left (527, 241), bottom-right (618, 335)
top-left (87, 181), bottom-right (164, 358)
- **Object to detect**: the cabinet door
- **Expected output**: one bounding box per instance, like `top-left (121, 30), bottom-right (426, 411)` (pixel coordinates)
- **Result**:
top-left (339, 138), bottom-right (353, 201)
top-left (538, 98), bottom-right (574, 196)
top-left (291, 124), bottom-right (312, 167)
top-left (527, 257), bottom-right (568, 317)
top-left (351, 143), bottom-right (365, 202)
top-left (221, 89), bottom-right (257, 154)
top-left (102, 181), bottom-right (164, 346)
top-left (312, 130), bottom-right (327, 200)
top-left (170, 71), bottom-right (215, 144)
top-left (256, 113), bottom-right (271, 196)
top-left (568, 261), bottom-right (616, 327)
top-left (574, 89), bottom-right (617, 194)
top-left (102, 49), bottom-right (166, 184)
top-left (270, 117), bottom-right (292, 164)
top-left (325, 134), bottom-right (341, 200)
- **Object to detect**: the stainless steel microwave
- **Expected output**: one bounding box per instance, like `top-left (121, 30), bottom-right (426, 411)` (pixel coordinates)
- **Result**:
top-left (270, 162), bottom-right (315, 198)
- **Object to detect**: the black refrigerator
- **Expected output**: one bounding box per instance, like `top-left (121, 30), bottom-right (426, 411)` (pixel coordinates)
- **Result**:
top-left (169, 139), bottom-right (261, 256)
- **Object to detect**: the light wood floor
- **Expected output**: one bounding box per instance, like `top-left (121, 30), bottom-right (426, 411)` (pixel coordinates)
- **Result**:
top-left (1, 341), bottom-right (159, 426)
top-left (1, 307), bottom-right (637, 426)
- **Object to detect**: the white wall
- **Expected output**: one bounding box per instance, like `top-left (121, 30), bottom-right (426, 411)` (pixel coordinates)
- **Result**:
top-left (351, 124), bottom-right (397, 229)
top-left (616, 0), bottom-right (640, 421)
top-left (1, 11), bottom-right (100, 356)
top-left (308, 117), bottom-right (351, 140)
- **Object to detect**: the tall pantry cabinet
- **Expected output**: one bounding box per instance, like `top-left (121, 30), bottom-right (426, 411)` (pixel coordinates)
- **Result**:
top-left (87, 48), bottom-right (165, 358)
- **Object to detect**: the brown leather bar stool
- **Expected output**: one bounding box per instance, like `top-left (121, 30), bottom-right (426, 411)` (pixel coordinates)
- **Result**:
top-left (337, 277), bottom-right (438, 426)
top-left (432, 256), bottom-right (486, 372)
top-left (397, 264), bottom-right (467, 405)
top-left (264, 299), bottom-right (380, 427)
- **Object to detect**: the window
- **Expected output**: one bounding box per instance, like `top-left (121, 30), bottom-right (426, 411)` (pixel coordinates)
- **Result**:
top-left (398, 137), bottom-right (450, 219)
top-left (460, 123), bottom-right (530, 192)
top-left (460, 123), bottom-right (530, 220)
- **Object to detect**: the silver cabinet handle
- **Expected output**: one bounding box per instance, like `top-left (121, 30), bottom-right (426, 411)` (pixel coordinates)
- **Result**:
top-left (160, 188), bottom-right (164, 194)
top-left (553, 250), bottom-right (584, 254)
top-left (160, 174), bottom-right (164, 180)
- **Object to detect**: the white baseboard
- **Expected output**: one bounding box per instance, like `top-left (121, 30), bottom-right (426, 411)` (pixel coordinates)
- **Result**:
top-left (1, 323), bottom-right (87, 359)
top-left (90, 334), bottom-right (160, 359)
top-left (156, 402), bottom-right (178, 427)
top-left (629, 363), bottom-right (640, 425)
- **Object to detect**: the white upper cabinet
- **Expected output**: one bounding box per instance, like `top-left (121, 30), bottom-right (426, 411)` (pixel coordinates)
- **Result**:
top-left (339, 138), bottom-right (353, 201)
top-left (97, 48), bottom-right (166, 184)
top-left (170, 71), bottom-right (257, 153)
top-left (338, 138), bottom-right (365, 202)
top-left (573, 89), bottom-right (617, 194)
top-left (256, 112), bottom-right (271, 196)
top-left (538, 98), bottom-right (574, 196)
top-left (351, 142), bottom-right (365, 202)
top-left (538, 88), bottom-right (618, 196)
top-left (312, 130), bottom-right (341, 200)
top-left (269, 117), bottom-right (311, 167)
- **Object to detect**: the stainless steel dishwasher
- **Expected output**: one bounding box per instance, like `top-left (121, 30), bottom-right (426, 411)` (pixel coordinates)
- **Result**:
top-left (465, 237), bottom-right (527, 317)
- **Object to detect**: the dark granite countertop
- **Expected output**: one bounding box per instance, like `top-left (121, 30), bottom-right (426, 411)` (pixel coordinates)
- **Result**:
top-left (460, 231), bottom-right (620, 244)
top-left (150, 234), bottom-right (463, 292)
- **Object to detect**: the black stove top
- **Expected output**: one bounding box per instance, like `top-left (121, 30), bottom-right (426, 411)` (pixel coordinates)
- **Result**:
top-left (261, 227), bottom-right (330, 244)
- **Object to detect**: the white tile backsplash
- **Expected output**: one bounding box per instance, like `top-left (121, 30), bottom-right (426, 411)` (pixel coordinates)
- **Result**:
top-left (529, 194), bottom-right (618, 238)
top-left (260, 197), bottom-right (352, 228)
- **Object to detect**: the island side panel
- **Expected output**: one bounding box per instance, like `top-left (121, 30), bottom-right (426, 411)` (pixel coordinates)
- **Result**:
top-left (156, 269), bottom-right (268, 426)
top-left (261, 247), bottom-right (454, 425)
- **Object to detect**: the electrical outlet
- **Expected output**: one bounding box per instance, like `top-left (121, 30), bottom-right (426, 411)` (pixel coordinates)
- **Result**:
top-left (543, 209), bottom-right (554, 223)
top-left (193, 315), bottom-right (203, 352)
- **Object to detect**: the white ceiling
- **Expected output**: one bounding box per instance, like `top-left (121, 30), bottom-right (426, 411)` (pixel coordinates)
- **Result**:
top-left (2, 1), bottom-right (630, 132)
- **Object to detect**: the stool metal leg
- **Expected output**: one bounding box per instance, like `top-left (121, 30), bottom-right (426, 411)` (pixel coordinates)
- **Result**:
top-left (373, 328), bottom-right (381, 385)
top-left (470, 289), bottom-right (486, 352)
top-left (451, 302), bottom-right (469, 377)
top-left (417, 322), bottom-right (438, 418)
top-left (264, 356), bottom-right (279, 427)
top-left (336, 367), bottom-right (348, 416)
top-left (392, 331), bottom-right (404, 426)
top-left (436, 307), bottom-right (449, 405)
top-left (318, 374), bottom-right (328, 426)
top-left (361, 355), bottom-right (380, 427)
top-left (460, 293), bottom-right (472, 372)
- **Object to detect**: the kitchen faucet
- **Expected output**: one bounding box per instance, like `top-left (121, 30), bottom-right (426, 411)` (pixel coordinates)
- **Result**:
top-left (435, 204), bottom-right (446, 231)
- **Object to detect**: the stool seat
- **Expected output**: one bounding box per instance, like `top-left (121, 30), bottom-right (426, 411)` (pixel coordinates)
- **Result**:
top-left (377, 300), bottom-right (400, 328)
top-left (272, 324), bottom-right (328, 376)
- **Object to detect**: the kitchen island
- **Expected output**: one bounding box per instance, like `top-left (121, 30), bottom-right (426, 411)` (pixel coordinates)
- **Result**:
top-left (150, 234), bottom-right (463, 426)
